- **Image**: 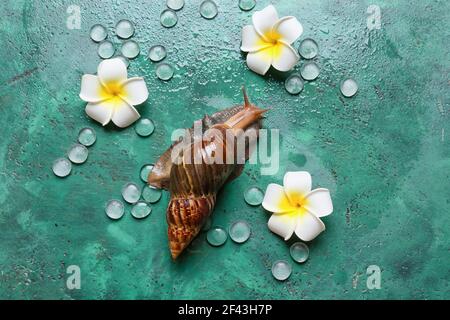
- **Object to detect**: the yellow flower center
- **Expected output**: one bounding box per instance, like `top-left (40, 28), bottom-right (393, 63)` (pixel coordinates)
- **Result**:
top-left (256, 30), bottom-right (284, 62)
top-left (278, 191), bottom-right (309, 217)
top-left (267, 30), bottom-right (282, 43)
top-left (99, 81), bottom-right (127, 106)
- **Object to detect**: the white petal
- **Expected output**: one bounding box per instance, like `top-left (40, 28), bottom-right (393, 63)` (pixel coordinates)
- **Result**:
top-left (294, 211), bottom-right (325, 241)
top-left (252, 5), bottom-right (279, 41)
top-left (79, 75), bottom-right (105, 103)
top-left (283, 171), bottom-right (312, 204)
top-left (271, 42), bottom-right (299, 72)
top-left (97, 58), bottom-right (128, 87)
top-left (121, 77), bottom-right (149, 105)
top-left (268, 212), bottom-right (297, 240)
top-left (246, 47), bottom-right (273, 75)
top-left (305, 188), bottom-right (333, 217)
top-left (85, 101), bottom-right (113, 126)
top-left (241, 25), bottom-right (271, 52)
top-left (111, 98), bottom-right (140, 128)
top-left (262, 183), bottom-right (294, 213)
top-left (272, 16), bottom-right (303, 44)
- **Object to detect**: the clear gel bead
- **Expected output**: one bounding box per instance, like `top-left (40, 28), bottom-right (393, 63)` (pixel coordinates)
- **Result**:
top-left (206, 226), bottom-right (228, 246)
top-left (52, 158), bottom-right (72, 178)
top-left (105, 199), bottom-right (125, 220)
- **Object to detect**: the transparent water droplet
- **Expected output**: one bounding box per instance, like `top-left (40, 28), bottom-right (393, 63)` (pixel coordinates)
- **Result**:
top-left (67, 144), bottom-right (89, 164)
top-left (90, 24), bottom-right (107, 42)
top-left (290, 242), bottom-right (309, 263)
top-left (340, 78), bottom-right (358, 97)
top-left (121, 182), bottom-right (141, 204)
top-left (115, 55), bottom-right (130, 68)
top-left (78, 127), bottom-right (96, 147)
top-left (300, 62), bottom-right (320, 81)
top-left (167, 0), bottom-right (184, 11)
top-left (140, 164), bottom-right (154, 182)
top-left (298, 38), bottom-right (319, 59)
top-left (142, 185), bottom-right (162, 203)
top-left (271, 260), bottom-right (292, 281)
top-left (121, 40), bottom-right (140, 59)
top-left (202, 217), bottom-right (212, 232)
top-left (238, 0), bottom-right (256, 11)
top-left (200, 0), bottom-right (218, 19)
top-left (105, 199), bottom-right (125, 220)
top-left (134, 118), bottom-right (155, 137)
top-left (244, 186), bottom-right (264, 206)
top-left (206, 226), bottom-right (228, 246)
top-left (160, 9), bottom-right (178, 28)
top-left (156, 63), bottom-right (174, 81)
top-left (97, 40), bottom-right (115, 59)
top-left (115, 19), bottom-right (135, 39)
top-left (148, 45), bottom-right (167, 62)
top-left (229, 220), bottom-right (251, 244)
top-left (319, 26), bottom-right (329, 34)
top-left (131, 201), bottom-right (152, 219)
top-left (52, 158), bottom-right (72, 178)
top-left (285, 73), bottom-right (304, 95)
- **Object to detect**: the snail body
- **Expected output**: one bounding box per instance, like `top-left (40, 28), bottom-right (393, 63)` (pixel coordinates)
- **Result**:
top-left (149, 89), bottom-right (266, 259)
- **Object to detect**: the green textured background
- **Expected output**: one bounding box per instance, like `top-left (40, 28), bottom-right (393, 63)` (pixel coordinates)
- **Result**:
top-left (0, 0), bottom-right (449, 299)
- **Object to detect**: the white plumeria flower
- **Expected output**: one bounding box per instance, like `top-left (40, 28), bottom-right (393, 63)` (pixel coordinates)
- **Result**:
top-left (79, 58), bottom-right (149, 128)
top-left (262, 171), bottom-right (333, 241)
top-left (240, 5), bottom-right (303, 75)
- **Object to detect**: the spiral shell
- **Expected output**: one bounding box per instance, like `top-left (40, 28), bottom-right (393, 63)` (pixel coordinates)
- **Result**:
top-left (167, 195), bottom-right (216, 259)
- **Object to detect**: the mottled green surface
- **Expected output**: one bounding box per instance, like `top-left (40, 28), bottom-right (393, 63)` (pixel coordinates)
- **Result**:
top-left (0, 0), bottom-right (449, 300)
